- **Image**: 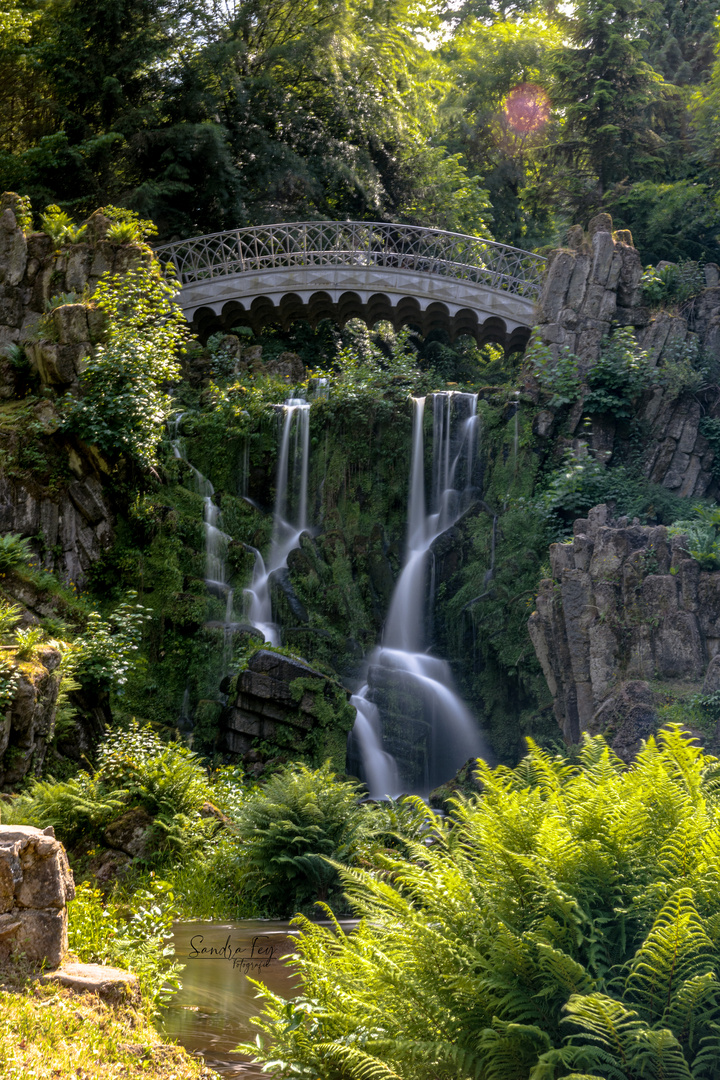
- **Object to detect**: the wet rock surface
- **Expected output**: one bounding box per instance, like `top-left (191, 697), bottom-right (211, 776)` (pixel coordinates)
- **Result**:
top-left (221, 648), bottom-right (354, 759)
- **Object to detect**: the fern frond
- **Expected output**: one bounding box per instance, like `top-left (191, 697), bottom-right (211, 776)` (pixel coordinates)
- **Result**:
top-left (314, 1042), bottom-right (403, 1079)
top-left (562, 992), bottom-right (644, 1056)
top-left (624, 889), bottom-right (713, 1022)
top-left (627, 1026), bottom-right (692, 1079)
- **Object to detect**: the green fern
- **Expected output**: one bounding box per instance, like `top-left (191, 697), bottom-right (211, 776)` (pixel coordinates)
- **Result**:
top-left (241, 728), bottom-right (720, 1080)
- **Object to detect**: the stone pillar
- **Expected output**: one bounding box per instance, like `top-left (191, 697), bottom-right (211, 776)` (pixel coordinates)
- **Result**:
top-left (0, 824), bottom-right (75, 968)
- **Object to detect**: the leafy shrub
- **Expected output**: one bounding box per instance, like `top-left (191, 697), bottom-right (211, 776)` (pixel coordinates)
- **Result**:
top-left (97, 721), bottom-right (212, 817)
top-left (2, 342), bottom-right (30, 372)
top-left (526, 342), bottom-right (581, 407)
top-left (3, 772), bottom-right (128, 845)
top-left (310, 321), bottom-right (432, 400)
top-left (583, 328), bottom-right (653, 419)
top-left (0, 657), bottom-right (21, 711)
top-left (63, 265), bottom-right (186, 468)
top-left (6, 721), bottom-right (214, 860)
top-left (0, 533), bottom-right (33, 571)
top-left (642, 259), bottom-right (706, 305)
top-left (533, 444), bottom-right (690, 534)
top-left (68, 878), bottom-right (182, 1012)
top-left (73, 592), bottom-right (151, 691)
top-left (244, 728), bottom-right (720, 1079)
top-left (656, 335), bottom-right (706, 397)
top-left (100, 206), bottom-right (158, 244)
top-left (105, 221), bottom-right (141, 244)
top-left (0, 600), bottom-right (22, 637)
top-left (44, 292), bottom-right (79, 311)
top-left (232, 760), bottom-right (370, 916)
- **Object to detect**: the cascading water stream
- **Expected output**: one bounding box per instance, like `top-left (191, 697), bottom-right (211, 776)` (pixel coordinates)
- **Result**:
top-left (351, 391), bottom-right (486, 798)
top-left (169, 413), bottom-right (236, 672)
top-left (244, 399), bottom-right (311, 646)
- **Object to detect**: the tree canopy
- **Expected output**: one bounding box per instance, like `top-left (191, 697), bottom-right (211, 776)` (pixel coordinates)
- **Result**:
top-left (1, 0), bottom-right (720, 259)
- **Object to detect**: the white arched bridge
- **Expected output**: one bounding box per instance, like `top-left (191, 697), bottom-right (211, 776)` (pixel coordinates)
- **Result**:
top-left (156, 221), bottom-right (545, 350)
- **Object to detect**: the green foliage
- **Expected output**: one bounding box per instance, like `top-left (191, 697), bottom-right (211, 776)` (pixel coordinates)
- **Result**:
top-left (243, 728), bottom-right (720, 1079)
top-left (7, 720), bottom-right (214, 861)
top-left (0, 532), bottom-right (33, 571)
top-left (527, 343), bottom-right (581, 408)
top-left (642, 260), bottom-right (706, 305)
top-left (668, 506), bottom-right (720, 570)
top-left (62, 266), bottom-right (186, 468)
top-left (583, 329), bottom-right (653, 420)
top-left (0, 600), bottom-right (22, 637)
top-left (100, 206), bottom-right (157, 243)
top-left (44, 291), bottom-right (78, 311)
top-left (67, 878), bottom-right (183, 1012)
top-left (39, 204), bottom-right (87, 245)
top-left (535, 444), bottom-right (693, 534)
top-left (3, 771), bottom-right (128, 845)
top-left (606, 180), bottom-right (720, 265)
top-left (231, 760), bottom-right (370, 917)
top-left (311, 322), bottom-right (433, 401)
top-left (73, 592), bottom-right (150, 691)
top-left (13, 625), bottom-right (45, 660)
top-left (699, 417), bottom-right (720, 482)
top-left (551, 0), bottom-right (667, 195)
top-left (0, 655), bottom-right (21, 710)
top-left (96, 720), bottom-right (212, 818)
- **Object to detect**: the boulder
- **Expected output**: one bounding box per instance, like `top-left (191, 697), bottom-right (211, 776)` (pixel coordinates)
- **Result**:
top-left (103, 808), bottom-right (154, 858)
top-left (87, 847), bottom-right (132, 885)
top-left (42, 962), bottom-right (140, 1005)
top-left (0, 824), bottom-right (74, 968)
top-left (265, 351), bottom-right (305, 382)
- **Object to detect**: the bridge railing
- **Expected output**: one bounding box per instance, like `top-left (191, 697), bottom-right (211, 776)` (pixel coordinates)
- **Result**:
top-left (155, 221), bottom-right (545, 299)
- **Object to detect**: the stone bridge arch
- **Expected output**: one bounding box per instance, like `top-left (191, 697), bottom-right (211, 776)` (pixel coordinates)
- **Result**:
top-left (156, 221), bottom-right (544, 351)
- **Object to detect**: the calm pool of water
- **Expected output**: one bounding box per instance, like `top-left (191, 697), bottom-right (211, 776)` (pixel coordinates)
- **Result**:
top-left (160, 919), bottom-right (299, 1076)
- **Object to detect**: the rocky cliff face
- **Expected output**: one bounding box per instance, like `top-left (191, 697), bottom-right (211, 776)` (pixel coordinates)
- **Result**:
top-left (533, 214), bottom-right (720, 501)
top-left (528, 504), bottom-right (720, 757)
top-left (0, 647), bottom-right (64, 788)
top-left (0, 194), bottom-right (138, 586)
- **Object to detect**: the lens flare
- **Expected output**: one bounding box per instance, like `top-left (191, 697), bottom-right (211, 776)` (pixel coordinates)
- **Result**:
top-left (503, 83), bottom-right (551, 135)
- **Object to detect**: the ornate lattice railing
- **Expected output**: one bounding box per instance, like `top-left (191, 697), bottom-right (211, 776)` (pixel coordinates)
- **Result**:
top-left (155, 221), bottom-right (545, 299)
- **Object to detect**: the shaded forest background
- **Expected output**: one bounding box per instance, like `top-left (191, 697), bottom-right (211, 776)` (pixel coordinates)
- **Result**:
top-left (2, 0), bottom-right (720, 260)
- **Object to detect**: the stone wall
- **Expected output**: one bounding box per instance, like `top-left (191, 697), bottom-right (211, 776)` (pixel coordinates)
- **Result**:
top-left (0, 824), bottom-right (74, 968)
top-left (533, 214), bottom-right (720, 500)
top-left (528, 504), bottom-right (720, 756)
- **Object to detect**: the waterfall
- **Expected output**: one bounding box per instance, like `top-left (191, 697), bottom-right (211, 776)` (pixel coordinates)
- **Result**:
top-left (244, 399), bottom-right (311, 646)
top-left (351, 391), bottom-right (486, 797)
top-left (169, 413), bottom-right (236, 677)
top-left (350, 688), bottom-right (400, 801)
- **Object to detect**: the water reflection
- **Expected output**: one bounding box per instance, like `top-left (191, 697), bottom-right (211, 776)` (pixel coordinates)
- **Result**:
top-left (161, 920), bottom-right (299, 1077)
top-left (162, 918), bottom-right (356, 1077)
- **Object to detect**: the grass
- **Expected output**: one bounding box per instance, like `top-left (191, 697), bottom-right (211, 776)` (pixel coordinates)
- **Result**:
top-left (0, 979), bottom-right (218, 1079)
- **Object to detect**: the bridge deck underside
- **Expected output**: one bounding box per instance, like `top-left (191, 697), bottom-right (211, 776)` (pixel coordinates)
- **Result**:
top-left (181, 267), bottom-right (537, 351)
